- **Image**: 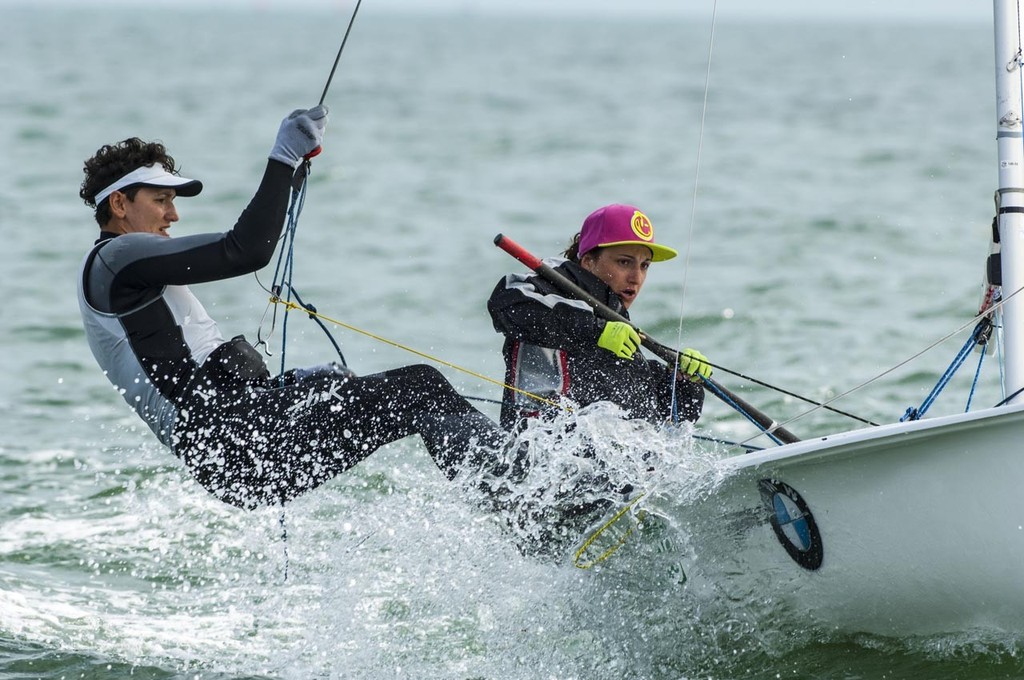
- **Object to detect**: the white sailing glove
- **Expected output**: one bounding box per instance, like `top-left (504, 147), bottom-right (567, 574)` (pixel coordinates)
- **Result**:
top-left (269, 105), bottom-right (329, 168)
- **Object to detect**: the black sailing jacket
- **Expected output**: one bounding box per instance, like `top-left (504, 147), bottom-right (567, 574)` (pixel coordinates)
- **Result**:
top-left (487, 258), bottom-right (704, 430)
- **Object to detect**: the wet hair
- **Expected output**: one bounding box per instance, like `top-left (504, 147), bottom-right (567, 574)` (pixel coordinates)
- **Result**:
top-left (80, 137), bottom-right (178, 227)
top-left (563, 232), bottom-right (583, 262)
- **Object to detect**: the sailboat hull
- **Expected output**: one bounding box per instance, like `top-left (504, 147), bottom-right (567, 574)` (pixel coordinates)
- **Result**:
top-left (684, 404), bottom-right (1024, 635)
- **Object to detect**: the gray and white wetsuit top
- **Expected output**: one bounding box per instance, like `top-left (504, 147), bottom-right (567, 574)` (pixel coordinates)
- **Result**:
top-left (76, 161), bottom-right (293, 446)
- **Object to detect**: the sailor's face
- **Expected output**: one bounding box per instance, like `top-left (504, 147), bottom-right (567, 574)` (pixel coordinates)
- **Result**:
top-left (111, 186), bottom-right (180, 237)
top-left (581, 244), bottom-right (653, 309)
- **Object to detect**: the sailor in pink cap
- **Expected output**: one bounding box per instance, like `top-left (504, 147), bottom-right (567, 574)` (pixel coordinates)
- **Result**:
top-left (488, 204), bottom-right (712, 430)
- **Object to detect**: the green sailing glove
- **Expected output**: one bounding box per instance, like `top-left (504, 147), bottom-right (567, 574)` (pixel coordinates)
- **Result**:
top-left (679, 348), bottom-right (712, 382)
top-left (597, 321), bottom-right (642, 360)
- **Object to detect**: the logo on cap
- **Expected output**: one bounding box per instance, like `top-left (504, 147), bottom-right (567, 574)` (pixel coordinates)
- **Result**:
top-left (630, 211), bottom-right (654, 242)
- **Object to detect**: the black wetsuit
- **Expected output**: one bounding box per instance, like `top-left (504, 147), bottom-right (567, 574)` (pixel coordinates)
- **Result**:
top-left (77, 160), bottom-right (499, 509)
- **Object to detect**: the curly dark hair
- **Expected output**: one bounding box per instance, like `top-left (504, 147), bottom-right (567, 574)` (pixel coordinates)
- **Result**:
top-left (80, 138), bottom-right (178, 227)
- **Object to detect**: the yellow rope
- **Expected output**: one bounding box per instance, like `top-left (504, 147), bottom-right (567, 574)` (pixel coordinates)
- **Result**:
top-left (573, 494), bottom-right (647, 569)
top-left (270, 296), bottom-right (564, 411)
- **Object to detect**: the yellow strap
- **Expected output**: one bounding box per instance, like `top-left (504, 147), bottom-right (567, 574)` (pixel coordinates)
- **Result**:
top-left (270, 296), bottom-right (564, 411)
top-left (573, 493), bottom-right (646, 569)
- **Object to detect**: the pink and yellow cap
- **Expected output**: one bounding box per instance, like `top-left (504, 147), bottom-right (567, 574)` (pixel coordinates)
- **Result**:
top-left (577, 204), bottom-right (677, 262)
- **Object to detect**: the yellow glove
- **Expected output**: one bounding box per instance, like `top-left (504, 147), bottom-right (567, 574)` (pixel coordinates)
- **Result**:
top-left (679, 348), bottom-right (712, 382)
top-left (597, 321), bottom-right (642, 360)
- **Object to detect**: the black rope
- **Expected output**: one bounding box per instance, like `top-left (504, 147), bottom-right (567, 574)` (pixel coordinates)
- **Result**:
top-left (708, 361), bottom-right (879, 427)
top-left (318, 0), bottom-right (364, 106)
top-left (994, 385), bottom-right (1024, 408)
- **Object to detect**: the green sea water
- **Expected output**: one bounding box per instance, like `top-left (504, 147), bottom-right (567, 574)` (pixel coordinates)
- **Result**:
top-left (1, 2), bottom-right (1019, 678)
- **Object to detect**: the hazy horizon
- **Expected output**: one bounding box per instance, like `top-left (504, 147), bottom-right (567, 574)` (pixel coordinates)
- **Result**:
top-left (0, 0), bottom-right (992, 22)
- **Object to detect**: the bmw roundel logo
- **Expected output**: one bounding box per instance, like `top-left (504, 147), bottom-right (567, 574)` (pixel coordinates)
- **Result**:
top-left (758, 479), bottom-right (823, 571)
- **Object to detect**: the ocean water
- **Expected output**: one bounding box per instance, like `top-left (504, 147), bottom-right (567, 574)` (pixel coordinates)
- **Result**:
top-left (1, 2), bottom-right (1019, 678)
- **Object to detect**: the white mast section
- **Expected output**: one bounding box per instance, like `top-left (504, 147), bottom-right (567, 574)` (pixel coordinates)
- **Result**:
top-left (995, 0), bottom-right (1024, 403)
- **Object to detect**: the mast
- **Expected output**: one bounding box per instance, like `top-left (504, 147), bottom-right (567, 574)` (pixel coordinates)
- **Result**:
top-left (994, 0), bottom-right (1024, 403)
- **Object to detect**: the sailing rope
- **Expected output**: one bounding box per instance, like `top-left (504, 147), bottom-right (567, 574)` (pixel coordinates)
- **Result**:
top-left (255, 164), bottom-right (350, 377)
top-left (255, 0), bottom-right (364, 373)
top-left (267, 295), bottom-right (564, 411)
top-left (745, 283), bottom-right (1024, 445)
top-left (900, 317), bottom-right (993, 421)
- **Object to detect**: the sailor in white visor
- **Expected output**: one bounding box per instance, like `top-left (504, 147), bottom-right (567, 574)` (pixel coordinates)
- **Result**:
top-left (76, 110), bottom-right (505, 513)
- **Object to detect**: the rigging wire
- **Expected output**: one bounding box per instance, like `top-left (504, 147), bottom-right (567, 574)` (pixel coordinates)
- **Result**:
top-left (900, 318), bottom-right (993, 421)
top-left (319, 0), bottom-right (364, 106)
top-left (669, 0), bottom-right (718, 423)
top-left (736, 283), bottom-right (1024, 447)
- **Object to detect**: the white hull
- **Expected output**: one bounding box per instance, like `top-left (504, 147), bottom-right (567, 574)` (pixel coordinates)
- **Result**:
top-left (665, 0), bottom-right (1024, 638)
top-left (681, 404), bottom-right (1024, 635)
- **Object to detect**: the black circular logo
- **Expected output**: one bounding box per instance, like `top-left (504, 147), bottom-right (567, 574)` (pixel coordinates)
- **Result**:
top-left (758, 479), bottom-right (823, 571)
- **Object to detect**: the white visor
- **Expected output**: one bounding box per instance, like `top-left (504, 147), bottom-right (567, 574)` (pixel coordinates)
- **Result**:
top-left (94, 164), bottom-right (203, 205)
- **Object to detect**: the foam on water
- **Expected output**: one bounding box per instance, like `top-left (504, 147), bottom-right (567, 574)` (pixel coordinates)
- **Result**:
top-left (0, 408), bottom-right (747, 678)
top-left (5, 424), bottom-right (1024, 678)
